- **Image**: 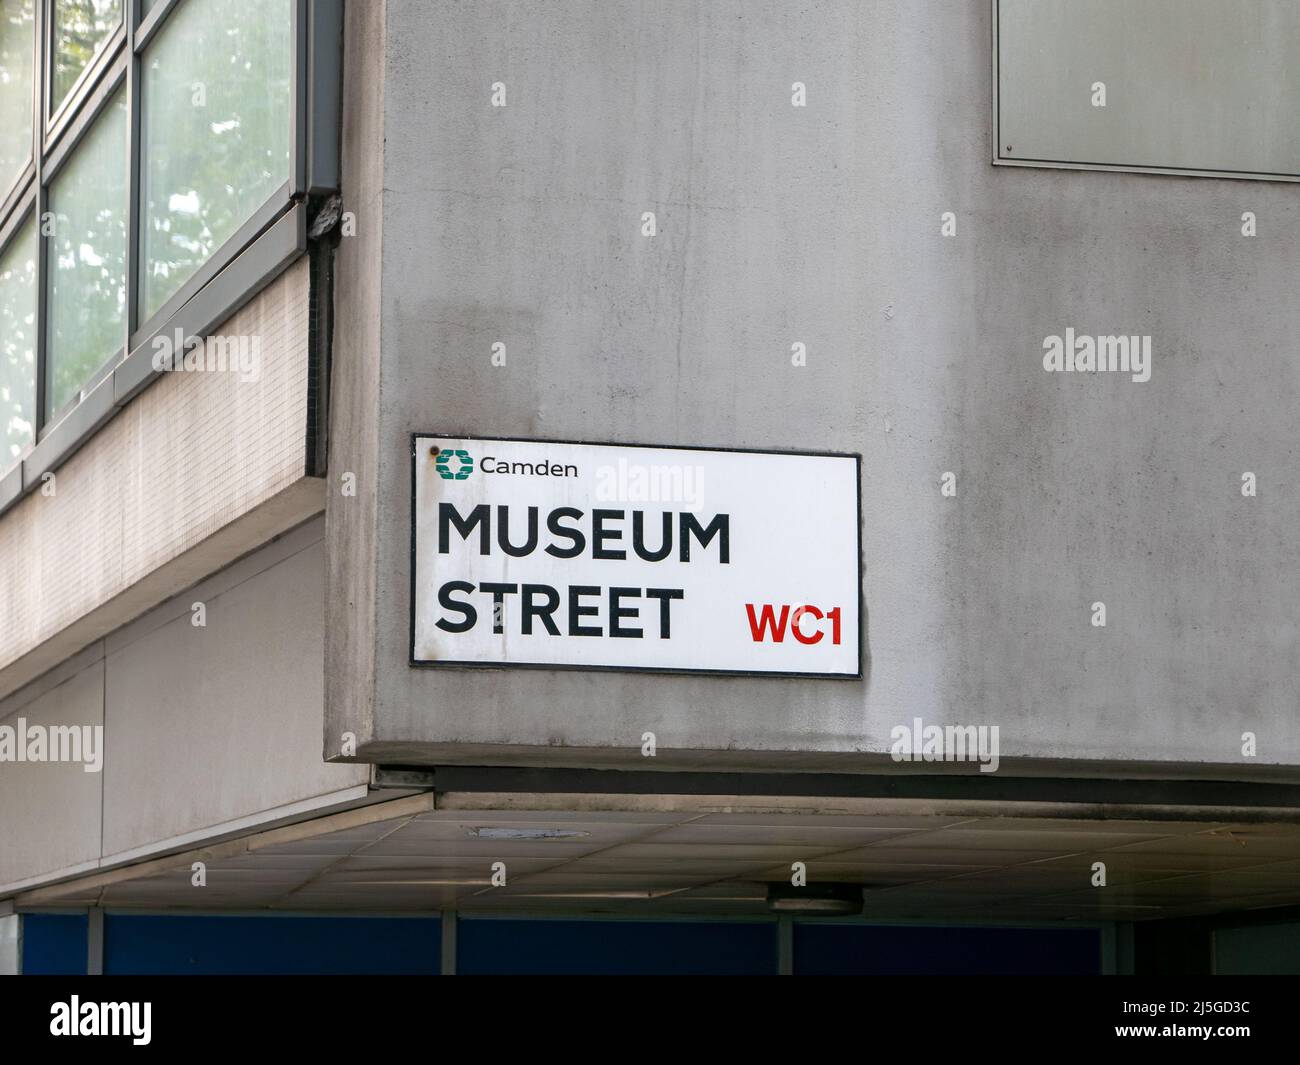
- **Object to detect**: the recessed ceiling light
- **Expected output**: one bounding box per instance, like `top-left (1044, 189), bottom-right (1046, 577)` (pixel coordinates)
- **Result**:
top-left (766, 882), bottom-right (864, 915)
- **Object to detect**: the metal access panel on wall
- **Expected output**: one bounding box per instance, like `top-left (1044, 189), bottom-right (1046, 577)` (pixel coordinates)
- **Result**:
top-left (411, 436), bottom-right (861, 678)
top-left (994, 0), bottom-right (1300, 181)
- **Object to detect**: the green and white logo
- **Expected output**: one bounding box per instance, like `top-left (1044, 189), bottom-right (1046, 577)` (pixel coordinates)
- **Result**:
top-left (435, 448), bottom-right (474, 480)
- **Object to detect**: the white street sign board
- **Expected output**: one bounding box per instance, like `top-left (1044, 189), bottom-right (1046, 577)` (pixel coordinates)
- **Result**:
top-left (411, 436), bottom-right (861, 677)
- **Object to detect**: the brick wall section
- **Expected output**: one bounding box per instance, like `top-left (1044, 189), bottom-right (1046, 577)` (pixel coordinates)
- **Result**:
top-left (0, 256), bottom-right (312, 674)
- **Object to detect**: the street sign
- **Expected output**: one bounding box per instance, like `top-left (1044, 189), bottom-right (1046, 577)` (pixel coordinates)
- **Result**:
top-left (411, 435), bottom-right (861, 677)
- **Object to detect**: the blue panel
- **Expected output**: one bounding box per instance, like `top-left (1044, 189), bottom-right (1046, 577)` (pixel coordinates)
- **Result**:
top-left (458, 918), bottom-right (777, 975)
top-left (21, 913), bottom-right (88, 975)
top-left (795, 924), bottom-right (1101, 975)
top-left (104, 915), bottom-right (440, 975)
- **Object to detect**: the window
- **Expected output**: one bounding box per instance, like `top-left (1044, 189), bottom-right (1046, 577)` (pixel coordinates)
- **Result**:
top-left (46, 88), bottom-right (126, 418)
top-left (139, 0), bottom-right (292, 322)
top-left (50, 0), bottom-right (122, 115)
top-left (0, 0), bottom-right (335, 502)
top-left (0, 0), bottom-right (35, 194)
top-left (0, 213), bottom-right (36, 462)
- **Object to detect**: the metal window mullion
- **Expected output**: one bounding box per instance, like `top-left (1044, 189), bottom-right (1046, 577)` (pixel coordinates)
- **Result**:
top-left (135, 0), bottom-right (184, 54)
top-left (41, 0), bottom-right (52, 149)
top-left (0, 189), bottom-right (35, 253)
top-left (46, 21), bottom-right (126, 150)
top-left (0, 2), bottom-right (40, 237)
top-left (35, 52), bottom-right (128, 436)
top-left (35, 180), bottom-right (48, 438)
top-left (306, 0), bottom-right (343, 195)
top-left (0, 168), bottom-right (36, 238)
top-left (40, 54), bottom-right (128, 187)
top-left (126, 0), bottom-right (141, 352)
top-left (290, 0), bottom-right (308, 197)
top-left (34, 0), bottom-right (47, 441)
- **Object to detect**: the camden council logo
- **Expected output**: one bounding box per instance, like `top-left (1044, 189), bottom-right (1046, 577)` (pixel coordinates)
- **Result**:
top-left (435, 447), bottom-right (474, 480)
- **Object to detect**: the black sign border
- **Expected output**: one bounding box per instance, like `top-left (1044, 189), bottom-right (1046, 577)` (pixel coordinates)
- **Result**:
top-left (409, 433), bottom-right (864, 681)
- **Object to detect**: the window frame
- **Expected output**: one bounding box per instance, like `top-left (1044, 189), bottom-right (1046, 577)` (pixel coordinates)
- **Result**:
top-left (0, 0), bottom-right (39, 225)
top-left (0, 0), bottom-right (339, 515)
top-left (44, 0), bottom-right (126, 148)
top-left (40, 55), bottom-right (127, 430)
top-left (0, 194), bottom-right (38, 503)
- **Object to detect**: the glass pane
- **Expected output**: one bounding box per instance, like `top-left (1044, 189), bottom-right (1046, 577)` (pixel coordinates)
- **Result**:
top-left (51, 0), bottom-right (122, 113)
top-left (0, 0), bottom-right (34, 192)
top-left (47, 90), bottom-right (126, 418)
top-left (0, 214), bottom-right (36, 465)
top-left (140, 0), bottom-right (292, 322)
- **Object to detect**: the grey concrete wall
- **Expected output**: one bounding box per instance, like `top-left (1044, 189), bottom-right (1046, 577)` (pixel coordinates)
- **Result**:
top-left (101, 520), bottom-right (365, 859)
top-left (0, 258), bottom-right (322, 702)
top-left (324, 0), bottom-right (387, 758)
top-left (1, 518), bottom-right (368, 895)
top-left (0, 652), bottom-right (105, 891)
top-left (328, 0), bottom-right (1300, 771)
